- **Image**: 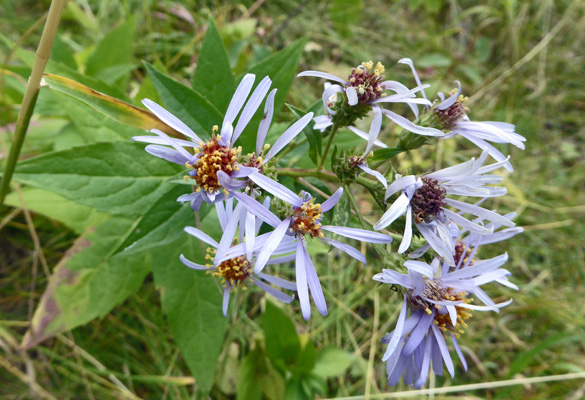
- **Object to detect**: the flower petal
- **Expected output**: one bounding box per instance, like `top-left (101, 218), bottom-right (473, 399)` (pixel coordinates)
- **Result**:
top-left (248, 173), bottom-right (303, 207)
top-left (256, 88), bottom-right (277, 154)
top-left (142, 98), bottom-right (200, 141)
top-left (232, 76), bottom-right (271, 145)
top-left (265, 112), bottom-right (314, 161)
top-left (222, 74), bottom-right (255, 141)
top-left (347, 126), bottom-right (388, 148)
top-left (180, 254), bottom-right (209, 270)
top-left (222, 287), bottom-right (230, 317)
top-left (374, 194), bottom-right (410, 230)
top-left (250, 276), bottom-right (294, 303)
top-left (304, 245), bottom-right (327, 316)
top-left (382, 297), bottom-right (408, 361)
top-left (321, 225), bottom-right (393, 243)
top-left (346, 86), bottom-right (358, 106)
top-left (256, 272), bottom-right (296, 291)
top-left (253, 217), bottom-right (291, 273)
top-left (444, 198), bottom-right (515, 227)
top-left (144, 145), bottom-right (188, 165)
top-left (382, 109), bottom-right (444, 136)
top-left (321, 187), bottom-right (344, 212)
top-left (431, 324), bottom-right (455, 377)
top-left (321, 238), bottom-right (366, 266)
top-left (398, 207), bottom-right (413, 253)
top-left (184, 226), bottom-right (220, 248)
top-left (358, 164), bottom-right (388, 188)
top-left (230, 191), bottom-right (281, 228)
top-left (298, 70), bottom-right (346, 84)
top-left (296, 239), bottom-right (311, 321)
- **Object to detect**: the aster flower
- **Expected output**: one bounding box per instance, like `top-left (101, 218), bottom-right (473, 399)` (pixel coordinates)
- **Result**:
top-left (220, 177), bottom-right (394, 320)
top-left (133, 74), bottom-right (313, 210)
top-left (399, 58), bottom-right (526, 171)
top-left (374, 150), bottom-right (515, 265)
top-left (180, 197), bottom-right (297, 316)
top-left (374, 255), bottom-right (515, 388)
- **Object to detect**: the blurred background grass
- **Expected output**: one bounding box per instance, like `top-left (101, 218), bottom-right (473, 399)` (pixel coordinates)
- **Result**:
top-left (1, 0), bottom-right (584, 398)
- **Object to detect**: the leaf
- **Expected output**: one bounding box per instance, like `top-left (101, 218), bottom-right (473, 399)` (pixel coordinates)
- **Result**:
top-left (237, 37), bottom-right (308, 152)
top-left (295, 339), bottom-right (316, 376)
top-left (312, 347), bottom-right (355, 378)
top-left (21, 216), bottom-right (148, 349)
top-left (192, 17), bottom-right (236, 113)
top-left (4, 187), bottom-right (109, 234)
top-left (11, 142), bottom-right (183, 216)
top-left (370, 147), bottom-right (406, 162)
top-left (331, 190), bottom-right (351, 228)
top-left (0, 33), bottom-right (128, 100)
top-left (286, 101), bottom-right (323, 165)
top-left (237, 347), bottom-right (263, 400)
top-left (329, 0), bottom-right (363, 37)
top-left (41, 73), bottom-right (180, 137)
top-left (51, 35), bottom-right (78, 70)
top-left (145, 62), bottom-right (224, 138)
top-left (85, 20), bottom-right (135, 88)
top-left (262, 301), bottom-right (301, 367)
top-left (152, 213), bottom-right (228, 395)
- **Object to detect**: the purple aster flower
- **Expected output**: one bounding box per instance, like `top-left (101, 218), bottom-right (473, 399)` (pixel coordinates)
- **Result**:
top-left (374, 255), bottom-right (515, 388)
top-left (399, 58), bottom-right (526, 172)
top-left (133, 74), bottom-right (312, 210)
top-left (221, 177), bottom-right (394, 320)
top-left (374, 150), bottom-right (515, 265)
top-left (180, 197), bottom-right (297, 316)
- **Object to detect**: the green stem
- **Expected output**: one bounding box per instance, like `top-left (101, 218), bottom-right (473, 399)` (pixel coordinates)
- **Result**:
top-left (0, 0), bottom-right (66, 205)
top-left (277, 168), bottom-right (338, 182)
top-left (316, 122), bottom-right (340, 171)
top-left (344, 184), bottom-right (369, 230)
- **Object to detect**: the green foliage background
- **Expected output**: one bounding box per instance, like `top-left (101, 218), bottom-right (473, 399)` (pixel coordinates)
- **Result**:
top-left (1, 0), bottom-right (584, 399)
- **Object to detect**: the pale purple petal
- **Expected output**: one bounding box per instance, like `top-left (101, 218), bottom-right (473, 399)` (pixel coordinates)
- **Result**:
top-left (436, 81), bottom-right (462, 110)
top-left (304, 245), bottom-right (327, 316)
top-left (431, 325), bottom-right (455, 377)
top-left (142, 98), bottom-right (200, 141)
top-left (347, 126), bottom-right (388, 148)
top-left (321, 225), bottom-right (393, 243)
top-left (451, 333), bottom-right (468, 371)
top-left (404, 261), bottom-right (434, 278)
top-left (144, 145), bottom-right (188, 165)
top-left (442, 209), bottom-right (494, 235)
top-left (256, 88), bottom-right (277, 154)
top-left (250, 276), bottom-right (294, 303)
top-left (403, 312), bottom-right (433, 355)
top-left (132, 135), bottom-right (196, 147)
top-left (321, 238), bottom-right (366, 266)
top-left (180, 254), bottom-right (209, 270)
top-left (417, 223), bottom-right (456, 266)
top-left (397, 58), bottom-right (428, 101)
top-left (230, 166), bottom-right (258, 178)
top-left (256, 272), bottom-right (296, 291)
top-left (313, 115), bottom-right (333, 131)
top-left (215, 202), bottom-right (245, 262)
top-left (362, 105), bottom-right (383, 155)
top-left (346, 86), bottom-right (358, 106)
top-left (245, 210), bottom-right (256, 260)
top-left (248, 173), bottom-right (303, 207)
top-left (321, 187), bottom-right (344, 212)
top-left (385, 175), bottom-right (419, 199)
top-left (231, 76), bottom-right (271, 145)
top-left (265, 112), bottom-right (314, 161)
top-left (231, 191), bottom-right (281, 227)
top-left (215, 201), bottom-right (227, 229)
top-left (184, 226), bottom-right (220, 248)
top-left (296, 239), bottom-right (311, 320)
top-left (374, 194), bottom-right (410, 230)
top-left (382, 297), bottom-right (408, 361)
top-left (373, 269), bottom-right (413, 288)
top-left (358, 165), bottom-right (388, 188)
top-left (177, 192), bottom-right (201, 202)
top-left (149, 129), bottom-right (193, 160)
top-left (413, 335), bottom-right (433, 389)
top-left (322, 84), bottom-right (344, 115)
top-left (222, 287), bottom-right (230, 316)
top-left (216, 171), bottom-right (248, 191)
top-left (266, 253), bottom-right (296, 265)
top-left (444, 198), bottom-right (515, 227)
top-left (254, 217), bottom-right (291, 273)
top-left (398, 208), bottom-right (413, 253)
top-left (456, 133), bottom-right (513, 172)
top-left (381, 80), bottom-right (420, 117)
top-left (381, 109), bottom-right (444, 136)
top-left (298, 70), bottom-right (346, 85)
top-left (222, 74), bottom-right (255, 141)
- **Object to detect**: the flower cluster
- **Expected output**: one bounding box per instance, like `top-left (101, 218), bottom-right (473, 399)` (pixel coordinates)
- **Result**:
top-left (134, 57), bottom-right (524, 388)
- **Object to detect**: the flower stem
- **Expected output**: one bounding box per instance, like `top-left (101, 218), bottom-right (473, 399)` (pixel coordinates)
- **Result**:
top-left (0, 0), bottom-right (66, 205)
top-left (277, 168), bottom-right (338, 182)
top-left (316, 122), bottom-right (340, 171)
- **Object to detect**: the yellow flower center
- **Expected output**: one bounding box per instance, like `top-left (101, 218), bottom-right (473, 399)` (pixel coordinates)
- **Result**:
top-left (205, 247), bottom-right (251, 292)
top-left (291, 198), bottom-right (324, 238)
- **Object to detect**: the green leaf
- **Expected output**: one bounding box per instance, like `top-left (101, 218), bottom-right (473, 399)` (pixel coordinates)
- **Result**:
top-left (51, 35), bottom-right (78, 70)
top-left (41, 74), bottom-right (180, 137)
top-left (237, 37), bottom-right (308, 151)
top-left (152, 213), bottom-right (228, 395)
top-left (4, 187), bottom-right (109, 234)
top-left (295, 339), bottom-right (316, 376)
top-left (85, 20), bottom-right (135, 88)
top-left (331, 190), bottom-right (351, 228)
top-left (262, 301), bottom-right (301, 367)
top-left (237, 347), bottom-right (264, 400)
top-left (145, 62), bottom-right (224, 138)
top-left (11, 142), bottom-right (183, 216)
top-left (329, 0), bottom-right (363, 37)
top-left (286, 101), bottom-right (323, 165)
top-left (22, 216), bottom-right (148, 349)
top-left (370, 147), bottom-right (406, 162)
top-left (193, 17), bottom-right (236, 113)
top-left (313, 347), bottom-right (355, 378)
top-left (0, 33), bottom-right (128, 100)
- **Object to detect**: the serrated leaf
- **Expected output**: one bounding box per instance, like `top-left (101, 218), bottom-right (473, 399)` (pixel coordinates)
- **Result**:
top-left (145, 62), bottom-right (224, 138)
top-left (85, 20), bottom-right (135, 88)
top-left (41, 73), bottom-right (180, 137)
top-left (193, 17), bottom-right (236, 113)
top-left (11, 142), bottom-right (183, 216)
top-left (262, 301), bottom-right (301, 367)
top-left (312, 347), bottom-right (355, 378)
top-left (236, 38), bottom-right (308, 152)
top-left (4, 187), bottom-right (109, 234)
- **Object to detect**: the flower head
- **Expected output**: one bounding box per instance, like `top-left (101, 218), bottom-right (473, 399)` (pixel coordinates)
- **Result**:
top-left (374, 150), bottom-right (514, 265)
top-left (180, 198), bottom-right (297, 316)
top-left (374, 255), bottom-right (515, 388)
top-left (225, 178), bottom-right (394, 320)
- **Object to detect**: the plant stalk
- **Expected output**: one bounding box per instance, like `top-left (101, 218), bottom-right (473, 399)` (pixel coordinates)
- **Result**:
top-left (316, 122), bottom-right (340, 171)
top-left (0, 0), bottom-right (66, 205)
